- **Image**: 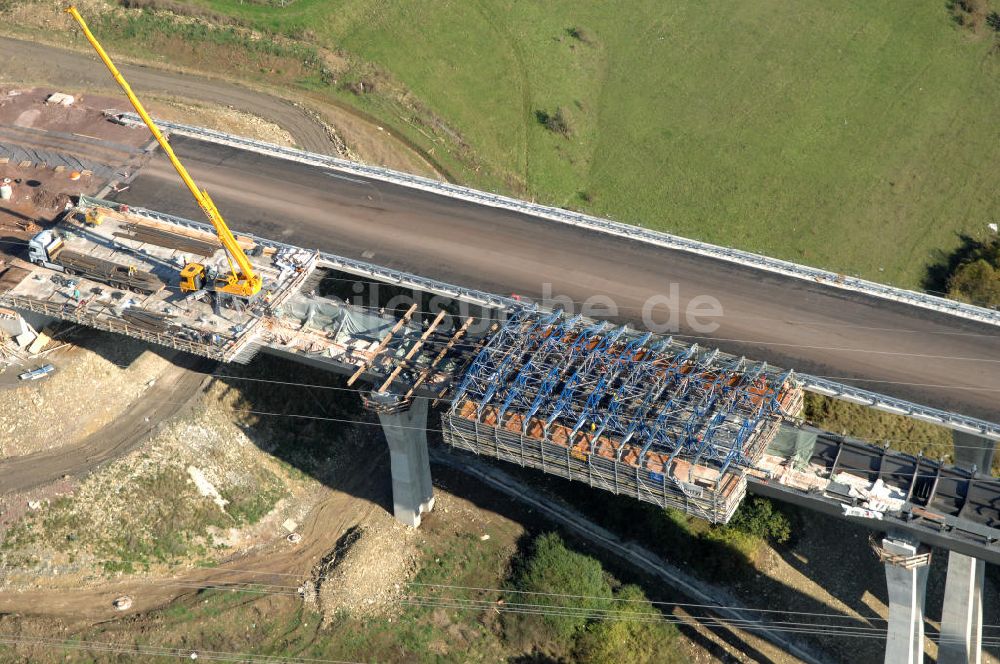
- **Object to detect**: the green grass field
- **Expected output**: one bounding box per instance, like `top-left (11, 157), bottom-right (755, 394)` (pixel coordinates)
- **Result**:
top-left (7, 0), bottom-right (997, 287)
top-left (162, 0), bottom-right (1000, 289)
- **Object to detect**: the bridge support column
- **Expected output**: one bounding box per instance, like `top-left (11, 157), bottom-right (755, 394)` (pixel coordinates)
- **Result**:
top-left (368, 392), bottom-right (434, 527)
top-left (939, 552), bottom-right (984, 664)
top-left (873, 534), bottom-right (931, 664)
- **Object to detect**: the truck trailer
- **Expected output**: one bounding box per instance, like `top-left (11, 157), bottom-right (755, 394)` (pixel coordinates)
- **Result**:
top-left (27, 229), bottom-right (164, 295)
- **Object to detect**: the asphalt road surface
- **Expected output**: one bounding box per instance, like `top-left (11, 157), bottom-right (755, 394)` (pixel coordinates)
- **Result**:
top-left (116, 136), bottom-right (1000, 423)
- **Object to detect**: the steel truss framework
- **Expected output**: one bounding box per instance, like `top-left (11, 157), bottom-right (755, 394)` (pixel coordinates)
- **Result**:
top-left (443, 310), bottom-right (802, 522)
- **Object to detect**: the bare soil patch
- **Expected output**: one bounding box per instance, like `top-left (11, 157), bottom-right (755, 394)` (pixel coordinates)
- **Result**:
top-left (0, 332), bottom-right (181, 459)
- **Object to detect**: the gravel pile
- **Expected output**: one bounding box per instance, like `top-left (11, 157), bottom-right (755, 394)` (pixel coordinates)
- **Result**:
top-left (314, 512), bottom-right (419, 622)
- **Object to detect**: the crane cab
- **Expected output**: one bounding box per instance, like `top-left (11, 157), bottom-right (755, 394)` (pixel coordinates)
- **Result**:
top-left (179, 262), bottom-right (207, 292)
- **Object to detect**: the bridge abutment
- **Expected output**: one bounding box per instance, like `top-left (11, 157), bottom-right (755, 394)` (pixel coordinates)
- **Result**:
top-left (368, 392), bottom-right (434, 527)
top-left (874, 534), bottom-right (931, 664)
top-left (939, 552), bottom-right (984, 664)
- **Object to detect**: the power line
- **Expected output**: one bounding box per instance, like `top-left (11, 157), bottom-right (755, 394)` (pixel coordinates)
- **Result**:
top-left (11, 575), bottom-right (993, 651)
top-left (79, 387), bottom-right (996, 473)
top-left (12, 554), bottom-right (993, 643)
top-left (39, 335), bottom-right (994, 455)
top-left (282, 302), bottom-right (1000, 366)
top-left (12, 336), bottom-right (1000, 471)
top-left (292, 273), bottom-right (1000, 337)
top-left (0, 632), bottom-right (367, 663)
top-left (117, 361), bottom-right (996, 455)
top-left (398, 595), bottom-right (1000, 647)
top-left (225, 378), bottom-right (990, 456)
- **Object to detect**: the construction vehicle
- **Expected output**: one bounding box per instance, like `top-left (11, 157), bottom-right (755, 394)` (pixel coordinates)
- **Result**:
top-left (82, 207), bottom-right (102, 226)
top-left (27, 229), bottom-right (164, 294)
top-left (65, 6), bottom-right (263, 300)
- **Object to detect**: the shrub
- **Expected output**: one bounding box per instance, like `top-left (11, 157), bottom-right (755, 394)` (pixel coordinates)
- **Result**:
top-left (535, 107), bottom-right (573, 136)
top-left (727, 497), bottom-right (792, 545)
top-left (506, 534), bottom-right (682, 662)
top-left (505, 533), bottom-right (613, 655)
top-left (949, 259), bottom-right (1000, 306)
top-left (949, 0), bottom-right (992, 30)
top-left (946, 237), bottom-right (1000, 307)
top-left (956, 0), bottom-right (987, 14)
top-left (567, 26), bottom-right (592, 43)
top-left (574, 585), bottom-right (683, 664)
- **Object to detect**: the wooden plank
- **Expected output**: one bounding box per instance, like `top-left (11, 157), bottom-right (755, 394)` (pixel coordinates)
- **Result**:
top-left (91, 206), bottom-right (255, 250)
top-left (378, 309), bottom-right (447, 393)
top-left (404, 316), bottom-right (474, 400)
top-left (346, 303), bottom-right (417, 386)
top-left (434, 321), bottom-right (499, 404)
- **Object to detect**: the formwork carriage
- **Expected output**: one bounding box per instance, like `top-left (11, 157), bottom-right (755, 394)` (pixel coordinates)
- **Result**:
top-left (442, 310), bottom-right (803, 523)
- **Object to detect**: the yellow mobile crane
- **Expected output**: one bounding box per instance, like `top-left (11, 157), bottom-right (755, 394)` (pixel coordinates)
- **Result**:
top-left (65, 5), bottom-right (263, 299)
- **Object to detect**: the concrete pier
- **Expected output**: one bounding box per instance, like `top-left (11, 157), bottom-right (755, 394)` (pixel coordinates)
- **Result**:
top-left (373, 393), bottom-right (434, 527)
top-left (939, 552), bottom-right (984, 664)
top-left (875, 535), bottom-right (931, 664)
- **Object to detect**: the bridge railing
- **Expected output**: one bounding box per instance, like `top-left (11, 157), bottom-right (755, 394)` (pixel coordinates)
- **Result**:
top-left (0, 292), bottom-right (228, 360)
top-left (75, 195), bottom-right (1000, 444)
top-left (117, 113), bottom-right (1000, 329)
top-left (798, 376), bottom-right (1000, 442)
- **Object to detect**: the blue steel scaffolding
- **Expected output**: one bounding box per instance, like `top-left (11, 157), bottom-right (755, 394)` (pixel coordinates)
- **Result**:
top-left (442, 310), bottom-right (802, 523)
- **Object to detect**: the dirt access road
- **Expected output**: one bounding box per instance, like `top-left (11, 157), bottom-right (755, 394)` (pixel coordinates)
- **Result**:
top-left (0, 451), bottom-right (386, 620)
top-left (0, 36), bottom-right (334, 155)
top-left (0, 354), bottom-right (212, 494)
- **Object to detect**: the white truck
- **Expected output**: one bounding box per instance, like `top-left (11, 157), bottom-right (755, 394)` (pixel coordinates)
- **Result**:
top-left (27, 229), bottom-right (163, 295)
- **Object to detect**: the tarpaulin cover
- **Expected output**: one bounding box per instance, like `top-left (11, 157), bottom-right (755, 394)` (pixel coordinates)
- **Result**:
top-left (767, 425), bottom-right (818, 470)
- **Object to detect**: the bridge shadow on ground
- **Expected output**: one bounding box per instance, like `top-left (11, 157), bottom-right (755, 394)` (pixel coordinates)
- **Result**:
top-left (476, 460), bottom-right (890, 664)
top-left (205, 355), bottom-right (767, 660)
top-left (9, 333), bottom-right (974, 663)
top-left (774, 512), bottom-right (1000, 662)
top-left (34, 329), bottom-right (997, 663)
top-left (206, 353), bottom-right (929, 664)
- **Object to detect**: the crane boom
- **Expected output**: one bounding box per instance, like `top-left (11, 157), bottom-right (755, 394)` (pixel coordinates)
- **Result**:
top-left (65, 5), bottom-right (262, 298)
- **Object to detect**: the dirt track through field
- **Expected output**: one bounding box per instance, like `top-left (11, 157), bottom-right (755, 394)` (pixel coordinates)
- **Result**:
top-left (0, 355), bottom-right (212, 494)
top-left (0, 447), bottom-right (387, 620)
top-left (0, 36), bottom-right (336, 155)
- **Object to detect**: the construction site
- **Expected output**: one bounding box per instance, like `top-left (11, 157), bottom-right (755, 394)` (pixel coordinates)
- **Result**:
top-left (0, 81), bottom-right (994, 538)
top-left (442, 309), bottom-right (803, 523)
top-left (1, 5), bottom-right (1000, 664)
top-left (0, 71), bottom-right (466, 386)
top-left (1, 196), bottom-right (317, 361)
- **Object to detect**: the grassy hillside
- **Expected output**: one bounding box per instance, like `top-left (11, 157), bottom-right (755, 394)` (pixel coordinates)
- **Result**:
top-left (173, 0), bottom-right (1000, 288)
top-left (6, 0), bottom-right (998, 288)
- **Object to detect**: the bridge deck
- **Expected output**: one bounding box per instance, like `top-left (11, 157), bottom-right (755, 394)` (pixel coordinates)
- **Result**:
top-left (0, 195), bottom-right (470, 395)
top-left (0, 204), bottom-right (316, 362)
